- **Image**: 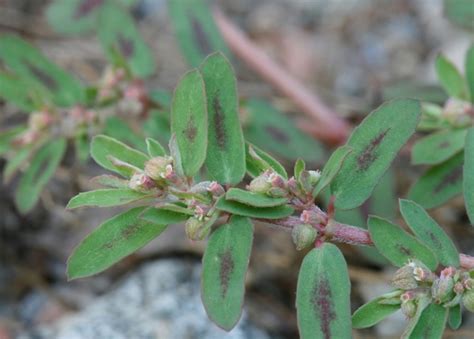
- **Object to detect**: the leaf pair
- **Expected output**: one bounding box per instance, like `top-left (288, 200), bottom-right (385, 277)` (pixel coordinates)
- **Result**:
top-left (369, 199), bottom-right (459, 270)
top-left (171, 52), bottom-right (246, 183)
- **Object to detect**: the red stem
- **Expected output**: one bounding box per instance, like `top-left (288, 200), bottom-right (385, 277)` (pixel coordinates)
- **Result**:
top-left (213, 7), bottom-right (350, 145)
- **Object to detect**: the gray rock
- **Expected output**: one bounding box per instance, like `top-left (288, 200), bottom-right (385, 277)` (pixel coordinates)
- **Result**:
top-left (23, 259), bottom-right (269, 339)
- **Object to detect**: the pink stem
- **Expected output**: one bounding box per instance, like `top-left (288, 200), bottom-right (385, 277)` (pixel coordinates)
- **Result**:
top-left (213, 7), bottom-right (350, 145)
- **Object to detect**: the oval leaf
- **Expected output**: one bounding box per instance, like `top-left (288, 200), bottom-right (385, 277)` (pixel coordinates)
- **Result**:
top-left (15, 138), bottom-right (66, 213)
top-left (408, 303), bottom-right (448, 339)
top-left (448, 304), bottom-right (462, 330)
top-left (67, 188), bottom-right (151, 209)
top-left (244, 99), bottom-right (326, 163)
top-left (408, 152), bottom-right (463, 209)
top-left (97, 2), bottom-right (155, 77)
top-left (216, 198), bottom-right (294, 219)
top-left (201, 52), bottom-right (246, 185)
top-left (368, 216), bottom-right (438, 270)
top-left (67, 207), bottom-right (166, 279)
top-left (226, 188), bottom-right (288, 207)
top-left (352, 296), bottom-right (400, 329)
top-left (145, 137), bottom-right (165, 157)
top-left (168, 0), bottom-right (231, 67)
top-left (399, 199), bottom-right (459, 267)
top-left (464, 127), bottom-right (474, 225)
top-left (170, 69), bottom-right (207, 177)
top-left (296, 244), bottom-right (351, 339)
top-left (139, 207), bottom-right (189, 225)
top-left (435, 54), bottom-right (468, 99)
top-left (46, 0), bottom-right (103, 36)
top-left (0, 36), bottom-right (84, 106)
top-left (201, 215), bottom-right (253, 330)
top-left (411, 128), bottom-right (467, 165)
top-left (331, 99), bottom-right (421, 210)
top-left (90, 135), bottom-right (149, 177)
top-left (466, 45), bottom-right (474, 103)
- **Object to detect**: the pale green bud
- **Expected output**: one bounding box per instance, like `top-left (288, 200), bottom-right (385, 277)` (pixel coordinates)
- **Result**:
top-left (291, 224), bottom-right (317, 251)
top-left (144, 156), bottom-right (173, 181)
top-left (185, 217), bottom-right (208, 241)
top-left (247, 175), bottom-right (272, 194)
top-left (462, 289), bottom-right (474, 312)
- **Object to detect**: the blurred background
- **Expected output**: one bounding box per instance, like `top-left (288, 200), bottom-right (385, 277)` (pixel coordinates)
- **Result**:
top-left (0, 0), bottom-right (473, 338)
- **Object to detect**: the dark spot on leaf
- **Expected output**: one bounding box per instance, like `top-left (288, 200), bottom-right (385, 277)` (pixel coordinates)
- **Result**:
top-left (213, 95), bottom-right (226, 149)
top-left (438, 141), bottom-right (450, 149)
top-left (219, 249), bottom-right (234, 297)
top-left (73, 0), bottom-right (103, 19)
top-left (397, 244), bottom-right (412, 256)
top-left (429, 232), bottom-right (442, 249)
top-left (311, 277), bottom-right (335, 339)
top-left (190, 15), bottom-right (212, 56)
top-left (121, 223), bottom-right (140, 239)
top-left (118, 34), bottom-right (134, 58)
top-left (357, 128), bottom-right (390, 171)
top-left (434, 166), bottom-right (462, 193)
top-left (265, 125), bottom-right (289, 143)
top-left (184, 114), bottom-right (197, 142)
top-left (25, 61), bottom-right (57, 90)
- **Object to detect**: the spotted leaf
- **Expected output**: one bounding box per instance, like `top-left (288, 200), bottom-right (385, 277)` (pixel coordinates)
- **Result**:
top-left (368, 216), bottom-right (438, 270)
top-left (331, 99), bottom-right (421, 210)
top-left (170, 69), bottom-right (207, 177)
top-left (201, 52), bottom-right (245, 185)
top-left (399, 199), bottom-right (459, 267)
top-left (296, 243), bottom-right (351, 339)
top-left (201, 215), bottom-right (253, 330)
top-left (408, 152), bottom-right (463, 209)
top-left (67, 207), bottom-right (166, 279)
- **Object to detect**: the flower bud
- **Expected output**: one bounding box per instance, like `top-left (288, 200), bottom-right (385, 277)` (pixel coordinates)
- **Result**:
top-left (462, 289), bottom-right (474, 312)
top-left (247, 174), bottom-right (272, 194)
top-left (464, 278), bottom-right (474, 290)
top-left (207, 181), bottom-right (225, 197)
top-left (185, 217), bottom-right (208, 241)
top-left (267, 186), bottom-right (287, 198)
top-left (392, 265), bottom-right (418, 290)
top-left (300, 209), bottom-right (326, 226)
top-left (291, 224), bottom-right (317, 251)
top-left (29, 111), bottom-right (52, 131)
top-left (308, 170), bottom-right (321, 185)
top-left (432, 276), bottom-right (455, 304)
top-left (144, 156), bottom-right (173, 181)
top-left (128, 172), bottom-right (155, 191)
top-left (401, 299), bottom-right (417, 318)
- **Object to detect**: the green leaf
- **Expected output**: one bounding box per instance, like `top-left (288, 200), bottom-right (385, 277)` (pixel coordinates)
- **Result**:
top-left (74, 131), bottom-right (90, 163)
top-left (0, 73), bottom-right (48, 111)
top-left (67, 188), bottom-right (151, 209)
top-left (331, 99), bottom-right (421, 210)
top-left (0, 126), bottom-right (25, 156)
top-left (98, 2), bottom-right (155, 77)
top-left (448, 304), bottom-right (462, 330)
top-left (145, 137), bottom-right (165, 157)
top-left (140, 207), bottom-right (189, 225)
top-left (201, 215), bottom-right (253, 330)
top-left (352, 295), bottom-right (400, 329)
top-left (313, 145), bottom-right (352, 197)
top-left (245, 142), bottom-right (288, 179)
top-left (408, 152), bottom-right (463, 209)
top-left (158, 202), bottom-right (195, 215)
top-left (46, 0), bottom-right (103, 36)
top-left (402, 295), bottom-right (431, 338)
top-left (201, 52), bottom-right (246, 185)
top-left (466, 45), bottom-right (474, 103)
top-left (216, 198), bottom-right (294, 219)
top-left (103, 116), bottom-right (146, 152)
top-left (411, 128), bottom-right (467, 165)
top-left (244, 99), bottom-right (326, 163)
top-left (148, 89), bottom-right (172, 108)
top-left (143, 110), bottom-right (171, 147)
top-left (90, 135), bottom-right (149, 177)
top-left (0, 36), bottom-right (84, 106)
top-left (296, 244), bottom-right (351, 339)
top-left (294, 158), bottom-right (305, 179)
top-left (90, 175), bottom-right (129, 188)
top-left (435, 54), bottom-right (468, 99)
top-left (225, 188), bottom-right (288, 207)
top-left (444, 0), bottom-right (474, 31)
top-left (368, 216), bottom-right (438, 270)
top-left (170, 69), bottom-right (208, 177)
top-left (409, 303), bottom-right (448, 339)
top-left (15, 138), bottom-right (66, 213)
top-left (168, 0), bottom-right (231, 67)
top-left (67, 207), bottom-right (166, 279)
top-left (3, 147), bottom-right (34, 183)
top-left (464, 128), bottom-right (474, 225)
top-left (399, 199), bottom-right (460, 267)
top-left (383, 82), bottom-right (448, 104)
